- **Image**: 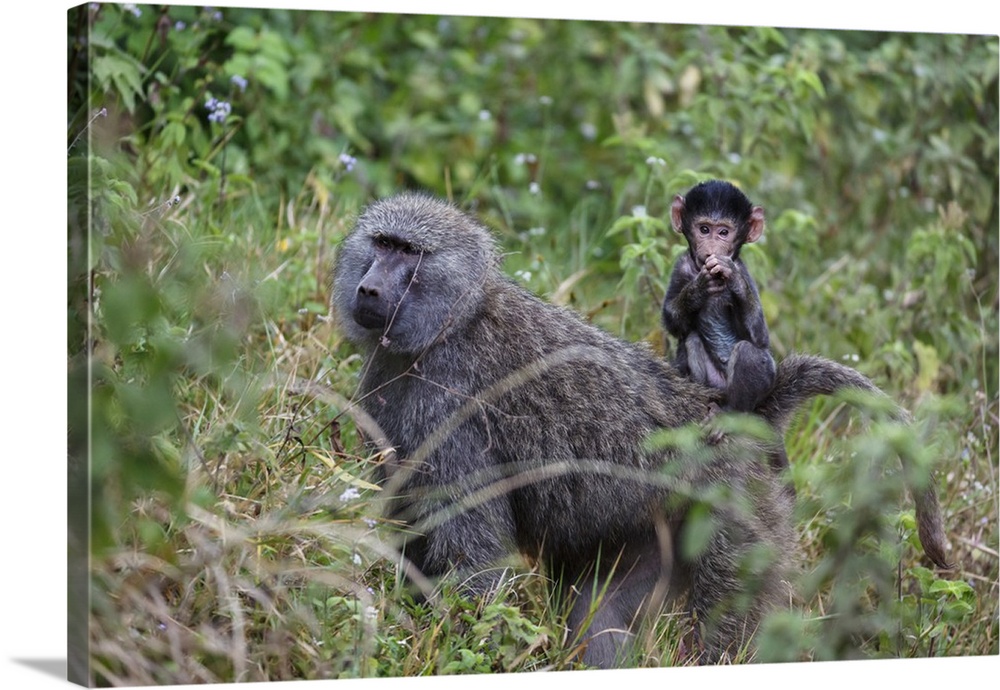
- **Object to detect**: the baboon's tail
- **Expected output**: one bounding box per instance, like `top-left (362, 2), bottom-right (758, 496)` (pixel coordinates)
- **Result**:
top-left (757, 354), bottom-right (952, 570)
top-left (757, 354), bottom-right (893, 431)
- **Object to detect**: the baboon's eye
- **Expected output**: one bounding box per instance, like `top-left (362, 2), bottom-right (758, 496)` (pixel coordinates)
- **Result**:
top-left (373, 233), bottom-right (421, 255)
top-left (698, 225), bottom-right (710, 235)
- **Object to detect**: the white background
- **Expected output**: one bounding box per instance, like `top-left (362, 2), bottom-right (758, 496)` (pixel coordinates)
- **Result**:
top-left (3, 1), bottom-right (997, 688)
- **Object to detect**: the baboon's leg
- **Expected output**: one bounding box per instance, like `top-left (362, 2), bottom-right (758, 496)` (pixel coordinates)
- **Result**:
top-left (686, 335), bottom-right (727, 389)
top-left (725, 340), bottom-right (776, 413)
top-left (688, 506), bottom-right (787, 663)
top-left (563, 537), bottom-right (669, 668)
top-left (727, 341), bottom-right (794, 497)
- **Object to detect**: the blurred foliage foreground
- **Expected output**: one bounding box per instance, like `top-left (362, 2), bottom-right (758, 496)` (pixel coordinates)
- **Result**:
top-left (68, 4), bottom-right (998, 685)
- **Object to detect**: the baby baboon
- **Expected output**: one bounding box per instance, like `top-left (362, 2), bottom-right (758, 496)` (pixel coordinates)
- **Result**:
top-left (663, 180), bottom-right (775, 414)
top-left (330, 193), bottom-right (949, 667)
top-left (662, 180), bottom-right (791, 489)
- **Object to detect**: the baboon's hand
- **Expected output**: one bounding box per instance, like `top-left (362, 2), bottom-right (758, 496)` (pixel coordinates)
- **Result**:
top-left (704, 255), bottom-right (735, 281)
top-left (699, 259), bottom-right (728, 295)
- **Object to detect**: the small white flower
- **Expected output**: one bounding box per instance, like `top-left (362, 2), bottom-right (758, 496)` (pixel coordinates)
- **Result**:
top-left (632, 205), bottom-right (647, 218)
top-left (339, 486), bottom-right (361, 503)
top-left (352, 553), bottom-right (363, 566)
top-left (529, 182), bottom-right (540, 195)
top-left (478, 109), bottom-right (491, 121)
top-left (205, 98), bottom-right (232, 123)
top-left (339, 153), bottom-right (358, 171)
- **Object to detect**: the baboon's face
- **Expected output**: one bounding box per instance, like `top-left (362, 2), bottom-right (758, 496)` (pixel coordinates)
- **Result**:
top-left (331, 195), bottom-right (493, 355)
top-left (351, 232), bottom-right (424, 332)
top-left (669, 183), bottom-right (764, 266)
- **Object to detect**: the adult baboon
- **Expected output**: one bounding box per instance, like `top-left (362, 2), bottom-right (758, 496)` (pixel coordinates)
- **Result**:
top-left (330, 193), bottom-right (949, 667)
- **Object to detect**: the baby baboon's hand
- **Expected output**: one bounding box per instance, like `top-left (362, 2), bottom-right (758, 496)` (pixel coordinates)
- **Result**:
top-left (704, 254), bottom-right (735, 281)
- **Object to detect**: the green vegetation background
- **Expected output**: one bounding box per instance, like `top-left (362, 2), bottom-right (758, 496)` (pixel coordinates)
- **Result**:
top-left (68, 4), bottom-right (998, 684)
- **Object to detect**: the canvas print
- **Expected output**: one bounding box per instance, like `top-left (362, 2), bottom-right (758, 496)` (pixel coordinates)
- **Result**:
top-left (67, 2), bottom-right (999, 686)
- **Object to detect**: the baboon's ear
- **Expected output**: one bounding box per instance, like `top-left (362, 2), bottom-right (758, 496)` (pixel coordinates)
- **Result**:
top-left (670, 195), bottom-right (686, 234)
top-left (745, 206), bottom-right (765, 243)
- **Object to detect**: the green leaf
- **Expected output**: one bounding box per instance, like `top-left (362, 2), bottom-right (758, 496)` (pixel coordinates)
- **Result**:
top-left (161, 121), bottom-right (186, 148)
top-left (225, 26), bottom-right (258, 51)
top-left (92, 53), bottom-right (145, 111)
top-left (680, 503), bottom-right (719, 560)
top-left (795, 68), bottom-right (827, 98)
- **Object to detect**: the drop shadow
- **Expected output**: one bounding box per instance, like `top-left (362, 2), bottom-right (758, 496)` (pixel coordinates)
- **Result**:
top-left (11, 658), bottom-right (66, 680)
